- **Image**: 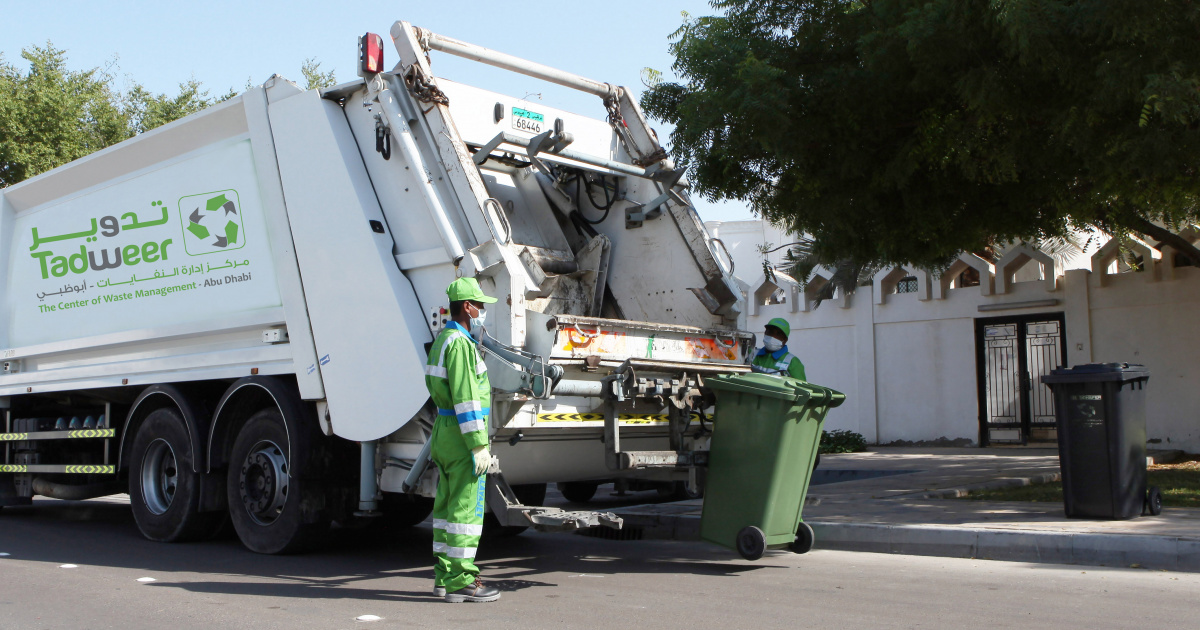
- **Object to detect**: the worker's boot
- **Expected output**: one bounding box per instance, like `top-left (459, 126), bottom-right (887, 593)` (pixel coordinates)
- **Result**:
top-left (433, 584), bottom-right (446, 597)
top-left (444, 578), bottom-right (501, 603)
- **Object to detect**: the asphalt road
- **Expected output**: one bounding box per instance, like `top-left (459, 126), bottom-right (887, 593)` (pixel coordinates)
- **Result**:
top-left (1, 494), bottom-right (1198, 629)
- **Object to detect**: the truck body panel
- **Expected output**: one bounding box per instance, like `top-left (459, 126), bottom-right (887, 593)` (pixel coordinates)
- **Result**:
top-left (268, 88), bottom-right (432, 441)
top-left (0, 95), bottom-right (318, 399)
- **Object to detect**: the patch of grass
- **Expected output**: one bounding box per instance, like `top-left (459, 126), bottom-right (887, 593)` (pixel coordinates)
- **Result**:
top-left (963, 456), bottom-right (1200, 508)
top-left (1149, 469), bottom-right (1200, 509)
top-left (966, 481), bottom-right (1064, 503)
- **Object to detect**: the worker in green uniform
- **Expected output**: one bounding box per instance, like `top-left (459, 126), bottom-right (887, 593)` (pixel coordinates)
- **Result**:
top-left (425, 277), bottom-right (502, 604)
top-left (750, 317), bottom-right (806, 380)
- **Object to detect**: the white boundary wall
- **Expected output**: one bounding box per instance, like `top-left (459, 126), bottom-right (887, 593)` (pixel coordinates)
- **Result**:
top-left (744, 244), bottom-right (1200, 452)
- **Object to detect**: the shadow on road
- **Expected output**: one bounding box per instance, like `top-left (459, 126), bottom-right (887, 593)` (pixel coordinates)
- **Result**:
top-left (0, 497), bottom-right (780, 601)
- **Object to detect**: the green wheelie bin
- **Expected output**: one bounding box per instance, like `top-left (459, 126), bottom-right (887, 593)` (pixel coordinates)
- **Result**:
top-left (700, 373), bottom-right (845, 560)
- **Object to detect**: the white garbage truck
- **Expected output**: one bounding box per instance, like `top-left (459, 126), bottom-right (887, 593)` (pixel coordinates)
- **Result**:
top-left (0, 21), bottom-right (753, 554)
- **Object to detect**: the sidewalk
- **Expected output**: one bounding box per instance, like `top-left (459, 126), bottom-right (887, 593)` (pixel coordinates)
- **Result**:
top-left (603, 447), bottom-right (1200, 572)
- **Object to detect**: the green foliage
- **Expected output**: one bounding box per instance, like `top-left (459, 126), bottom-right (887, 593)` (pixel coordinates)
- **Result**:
top-left (125, 80), bottom-right (234, 136)
top-left (964, 469), bottom-right (1200, 508)
top-left (0, 43), bottom-right (237, 188)
top-left (642, 0), bottom-right (1200, 268)
top-left (819, 429), bottom-right (867, 454)
top-left (301, 58), bottom-right (337, 91)
top-left (0, 45), bottom-right (128, 187)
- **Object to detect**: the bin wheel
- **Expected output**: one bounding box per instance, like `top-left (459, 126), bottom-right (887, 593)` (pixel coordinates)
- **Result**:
top-left (791, 522), bottom-right (815, 554)
top-left (736, 526), bottom-right (767, 561)
top-left (1145, 486), bottom-right (1163, 516)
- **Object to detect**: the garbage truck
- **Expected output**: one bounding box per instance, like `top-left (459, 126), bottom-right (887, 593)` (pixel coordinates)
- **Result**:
top-left (0, 21), bottom-right (757, 554)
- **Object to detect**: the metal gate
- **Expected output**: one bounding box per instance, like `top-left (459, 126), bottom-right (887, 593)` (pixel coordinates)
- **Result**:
top-left (975, 313), bottom-right (1066, 445)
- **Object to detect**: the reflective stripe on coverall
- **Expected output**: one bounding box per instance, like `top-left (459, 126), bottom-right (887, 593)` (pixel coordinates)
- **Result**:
top-left (424, 321), bottom-right (491, 592)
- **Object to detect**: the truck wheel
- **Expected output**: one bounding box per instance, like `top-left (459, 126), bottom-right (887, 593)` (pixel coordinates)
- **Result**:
top-left (129, 407), bottom-right (222, 542)
top-left (380, 492), bottom-right (435, 528)
top-left (484, 483), bottom-right (547, 537)
top-left (558, 481), bottom-right (599, 503)
top-left (658, 468), bottom-right (707, 501)
top-left (226, 408), bottom-right (324, 554)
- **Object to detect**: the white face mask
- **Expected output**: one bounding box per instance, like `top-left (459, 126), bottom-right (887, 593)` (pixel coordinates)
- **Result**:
top-left (763, 336), bottom-right (784, 352)
top-left (469, 305), bottom-right (487, 331)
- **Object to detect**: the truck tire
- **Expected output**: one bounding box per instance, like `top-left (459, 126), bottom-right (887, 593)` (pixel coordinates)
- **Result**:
top-left (226, 408), bottom-right (325, 554)
top-left (129, 407), bottom-right (223, 542)
top-left (484, 482), bottom-right (547, 537)
top-left (558, 481), bottom-right (600, 503)
top-left (658, 468), bottom-right (707, 501)
top-left (380, 492), bottom-right (435, 528)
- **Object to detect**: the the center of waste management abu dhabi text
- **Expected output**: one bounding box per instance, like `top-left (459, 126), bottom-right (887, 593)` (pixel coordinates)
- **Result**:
top-left (36, 271), bottom-right (252, 314)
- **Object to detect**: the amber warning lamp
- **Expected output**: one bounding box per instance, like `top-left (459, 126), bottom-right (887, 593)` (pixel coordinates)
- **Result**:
top-left (358, 32), bottom-right (384, 77)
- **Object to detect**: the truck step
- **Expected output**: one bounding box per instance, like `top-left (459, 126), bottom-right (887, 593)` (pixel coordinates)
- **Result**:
top-left (0, 429), bottom-right (115, 442)
top-left (0, 464), bottom-right (115, 474)
top-left (614, 450), bottom-right (708, 469)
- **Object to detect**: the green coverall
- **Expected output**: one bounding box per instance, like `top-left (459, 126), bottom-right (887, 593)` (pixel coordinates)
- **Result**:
top-left (424, 321), bottom-right (492, 593)
top-left (750, 346), bottom-right (807, 380)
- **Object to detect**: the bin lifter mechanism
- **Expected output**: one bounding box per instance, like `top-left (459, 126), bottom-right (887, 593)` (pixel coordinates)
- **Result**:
top-left (396, 333), bottom-right (742, 533)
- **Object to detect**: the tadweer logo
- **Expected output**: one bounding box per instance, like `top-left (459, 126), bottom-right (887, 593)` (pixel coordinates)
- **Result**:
top-left (179, 190), bottom-right (246, 256)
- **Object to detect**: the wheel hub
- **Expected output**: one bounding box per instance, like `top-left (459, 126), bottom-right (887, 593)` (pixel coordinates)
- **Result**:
top-left (238, 441), bottom-right (289, 525)
top-left (140, 438), bottom-right (178, 516)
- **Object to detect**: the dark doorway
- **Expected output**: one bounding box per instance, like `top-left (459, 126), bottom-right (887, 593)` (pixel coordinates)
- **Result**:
top-left (975, 313), bottom-right (1067, 446)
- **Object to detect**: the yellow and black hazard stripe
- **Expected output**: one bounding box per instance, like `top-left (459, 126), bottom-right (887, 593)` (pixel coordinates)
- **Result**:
top-left (537, 412), bottom-right (606, 422)
top-left (64, 465), bottom-right (114, 474)
top-left (0, 464), bottom-right (114, 474)
top-left (67, 429), bottom-right (115, 439)
top-left (0, 428), bottom-right (115, 441)
top-left (537, 412), bottom-right (703, 425)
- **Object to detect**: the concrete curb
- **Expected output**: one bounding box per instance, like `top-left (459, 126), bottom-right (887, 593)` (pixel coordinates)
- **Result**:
top-left (910, 472), bottom-right (1063, 499)
top-left (810, 521), bottom-right (1200, 573)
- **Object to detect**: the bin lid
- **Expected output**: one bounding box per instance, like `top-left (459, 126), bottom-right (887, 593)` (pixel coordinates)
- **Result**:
top-left (1041, 362), bottom-right (1150, 384)
top-left (707, 373), bottom-right (847, 406)
top-left (707, 373), bottom-right (811, 402)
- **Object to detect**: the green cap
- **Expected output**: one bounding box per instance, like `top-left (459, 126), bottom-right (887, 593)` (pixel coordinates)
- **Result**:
top-left (447, 277), bottom-right (497, 303)
top-left (766, 317), bottom-right (790, 339)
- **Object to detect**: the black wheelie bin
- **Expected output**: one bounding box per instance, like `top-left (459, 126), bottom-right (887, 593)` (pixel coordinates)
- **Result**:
top-left (1042, 363), bottom-right (1159, 519)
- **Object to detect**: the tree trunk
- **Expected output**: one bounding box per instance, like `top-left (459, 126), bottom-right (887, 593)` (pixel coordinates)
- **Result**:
top-left (1128, 216), bottom-right (1200, 268)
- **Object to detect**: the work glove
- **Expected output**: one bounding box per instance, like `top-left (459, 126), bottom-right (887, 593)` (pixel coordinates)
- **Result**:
top-left (471, 446), bottom-right (492, 477)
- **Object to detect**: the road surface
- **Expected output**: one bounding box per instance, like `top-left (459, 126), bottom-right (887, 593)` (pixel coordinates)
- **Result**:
top-left (0, 494), bottom-right (1196, 629)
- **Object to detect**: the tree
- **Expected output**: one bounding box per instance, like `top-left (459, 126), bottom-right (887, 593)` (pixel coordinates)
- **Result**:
top-left (0, 44), bottom-right (237, 188)
top-left (301, 58), bottom-right (337, 91)
top-left (125, 80), bottom-right (236, 135)
top-left (642, 0), bottom-right (1200, 268)
top-left (0, 44), bottom-right (129, 187)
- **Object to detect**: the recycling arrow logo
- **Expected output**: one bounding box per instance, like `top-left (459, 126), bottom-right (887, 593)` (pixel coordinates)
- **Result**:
top-left (177, 190), bottom-right (246, 256)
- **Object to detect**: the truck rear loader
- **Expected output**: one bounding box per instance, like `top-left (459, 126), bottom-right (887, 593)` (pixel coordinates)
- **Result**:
top-left (0, 22), bottom-right (755, 554)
